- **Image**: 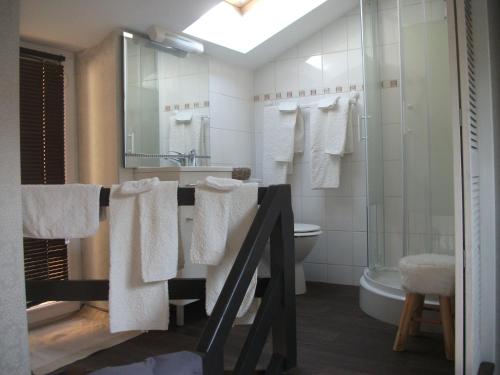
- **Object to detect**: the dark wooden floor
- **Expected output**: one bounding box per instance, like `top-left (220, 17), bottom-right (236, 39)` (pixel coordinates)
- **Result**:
top-left (55, 283), bottom-right (453, 375)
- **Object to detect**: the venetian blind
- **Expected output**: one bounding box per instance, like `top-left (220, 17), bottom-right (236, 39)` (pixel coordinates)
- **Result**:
top-left (19, 48), bottom-right (68, 288)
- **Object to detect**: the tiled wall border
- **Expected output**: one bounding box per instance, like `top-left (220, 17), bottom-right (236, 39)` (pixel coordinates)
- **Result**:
top-left (253, 85), bottom-right (364, 102)
top-left (164, 100), bottom-right (210, 112)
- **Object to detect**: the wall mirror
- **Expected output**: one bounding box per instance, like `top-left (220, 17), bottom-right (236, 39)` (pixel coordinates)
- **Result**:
top-left (122, 32), bottom-right (210, 168)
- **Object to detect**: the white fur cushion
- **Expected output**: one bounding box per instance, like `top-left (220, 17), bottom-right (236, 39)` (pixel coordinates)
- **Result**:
top-left (399, 254), bottom-right (455, 296)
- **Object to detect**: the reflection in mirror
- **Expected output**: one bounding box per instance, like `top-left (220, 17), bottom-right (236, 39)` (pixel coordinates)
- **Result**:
top-left (123, 32), bottom-right (210, 168)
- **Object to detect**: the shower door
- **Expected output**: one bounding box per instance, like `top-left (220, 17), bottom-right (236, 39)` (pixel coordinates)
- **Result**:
top-left (361, 0), bottom-right (385, 271)
top-left (399, 0), bottom-right (454, 257)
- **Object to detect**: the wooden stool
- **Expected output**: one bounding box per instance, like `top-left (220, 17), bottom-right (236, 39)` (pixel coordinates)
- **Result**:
top-left (393, 254), bottom-right (455, 360)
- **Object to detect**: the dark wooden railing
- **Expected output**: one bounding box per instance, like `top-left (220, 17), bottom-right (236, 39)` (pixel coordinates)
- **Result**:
top-left (25, 184), bottom-right (297, 374)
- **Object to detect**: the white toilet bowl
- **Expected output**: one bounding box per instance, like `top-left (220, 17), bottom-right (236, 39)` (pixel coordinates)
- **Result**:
top-left (262, 223), bottom-right (322, 295)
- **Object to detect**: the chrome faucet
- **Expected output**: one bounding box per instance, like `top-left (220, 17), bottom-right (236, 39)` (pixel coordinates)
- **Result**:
top-left (164, 150), bottom-right (186, 166)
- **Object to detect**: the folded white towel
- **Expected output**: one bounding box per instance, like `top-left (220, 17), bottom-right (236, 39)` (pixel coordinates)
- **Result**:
top-left (139, 181), bottom-right (179, 282)
top-left (344, 93), bottom-right (359, 154)
top-left (317, 95), bottom-right (340, 109)
top-left (262, 106), bottom-right (305, 185)
top-left (205, 176), bottom-right (243, 191)
top-left (190, 177), bottom-right (242, 266)
top-left (175, 111), bottom-right (193, 122)
top-left (109, 184), bottom-right (170, 333)
top-left (324, 96), bottom-right (351, 156)
top-left (22, 184), bottom-right (102, 239)
top-left (120, 177), bottom-right (159, 195)
top-left (310, 105), bottom-right (342, 189)
top-left (168, 114), bottom-right (202, 154)
top-left (278, 101), bottom-right (298, 112)
top-left (205, 183), bottom-right (258, 319)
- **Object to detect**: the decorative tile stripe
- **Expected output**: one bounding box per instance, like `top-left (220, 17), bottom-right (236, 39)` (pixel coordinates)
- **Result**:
top-left (381, 79), bottom-right (399, 89)
top-left (252, 85), bottom-right (364, 102)
top-left (164, 101), bottom-right (210, 112)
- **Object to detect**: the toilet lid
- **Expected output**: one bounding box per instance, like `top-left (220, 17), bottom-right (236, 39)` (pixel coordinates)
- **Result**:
top-left (294, 223), bottom-right (321, 234)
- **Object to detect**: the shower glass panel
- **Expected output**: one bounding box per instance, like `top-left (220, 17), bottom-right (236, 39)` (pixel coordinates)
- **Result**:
top-left (362, 0), bottom-right (454, 286)
top-left (361, 0), bottom-right (385, 271)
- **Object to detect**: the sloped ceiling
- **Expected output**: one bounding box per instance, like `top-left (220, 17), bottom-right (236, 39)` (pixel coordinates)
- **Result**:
top-left (20, 0), bottom-right (358, 69)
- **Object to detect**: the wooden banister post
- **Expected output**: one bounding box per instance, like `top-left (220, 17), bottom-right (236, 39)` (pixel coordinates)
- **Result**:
top-left (269, 186), bottom-right (297, 371)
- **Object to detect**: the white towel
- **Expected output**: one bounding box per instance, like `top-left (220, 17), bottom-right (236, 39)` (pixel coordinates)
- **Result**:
top-left (109, 183), bottom-right (170, 333)
top-left (168, 114), bottom-right (202, 154)
top-left (310, 105), bottom-right (342, 189)
top-left (22, 184), bottom-right (101, 239)
top-left (344, 93), bottom-right (360, 154)
top-left (205, 183), bottom-right (258, 319)
top-left (324, 96), bottom-right (351, 156)
top-left (120, 177), bottom-right (159, 195)
top-left (262, 106), bottom-right (304, 185)
top-left (190, 177), bottom-right (242, 266)
top-left (139, 181), bottom-right (179, 282)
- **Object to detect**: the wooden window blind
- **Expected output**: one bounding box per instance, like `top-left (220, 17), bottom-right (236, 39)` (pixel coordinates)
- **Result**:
top-left (19, 48), bottom-right (68, 292)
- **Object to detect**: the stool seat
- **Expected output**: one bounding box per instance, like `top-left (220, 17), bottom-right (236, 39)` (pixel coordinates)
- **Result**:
top-left (399, 254), bottom-right (455, 296)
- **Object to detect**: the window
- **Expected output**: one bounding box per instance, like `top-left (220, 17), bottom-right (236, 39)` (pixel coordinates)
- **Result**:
top-left (183, 0), bottom-right (328, 53)
top-left (19, 48), bottom-right (67, 306)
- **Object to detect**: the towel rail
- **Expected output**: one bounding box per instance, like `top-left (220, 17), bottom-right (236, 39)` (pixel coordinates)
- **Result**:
top-left (25, 185), bottom-right (296, 375)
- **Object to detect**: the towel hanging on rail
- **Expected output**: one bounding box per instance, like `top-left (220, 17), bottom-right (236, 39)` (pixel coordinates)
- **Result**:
top-left (22, 184), bottom-right (102, 239)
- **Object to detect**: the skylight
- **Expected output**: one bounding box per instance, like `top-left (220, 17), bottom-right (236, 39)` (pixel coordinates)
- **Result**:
top-left (183, 0), bottom-right (328, 54)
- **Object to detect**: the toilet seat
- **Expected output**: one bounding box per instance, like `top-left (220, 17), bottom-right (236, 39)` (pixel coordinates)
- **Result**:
top-left (294, 223), bottom-right (322, 237)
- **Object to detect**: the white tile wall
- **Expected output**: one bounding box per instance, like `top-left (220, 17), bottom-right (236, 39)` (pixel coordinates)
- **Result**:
top-left (252, 8), bottom-right (367, 286)
top-left (209, 58), bottom-right (255, 170)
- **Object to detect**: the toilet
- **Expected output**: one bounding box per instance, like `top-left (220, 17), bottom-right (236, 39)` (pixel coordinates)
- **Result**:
top-left (261, 223), bottom-right (322, 295)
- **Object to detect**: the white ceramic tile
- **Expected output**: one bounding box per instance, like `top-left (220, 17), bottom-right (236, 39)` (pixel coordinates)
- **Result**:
top-left (408, 210), bottom-right (427, 234)
top-left (400, 2), bottom-right (424, 27)
top-left (254, 63), bottom-right (275, 95)
top-left (351, 161), bottom-right (366, 197)
top-left (383, 160), bottom-right (403, 197)
top-left (157, 52), bottom-right (180, 79)
top-left (292, 197), bottom-right (303, 223)
top-left (254, 132), bottom-right (263, 180)
top-left (302, 196), bottom-right (326, 227)
top-left (209, 58), bottom-right (252, 99)
top-left (299, 56), bottom-right (323, 90)
top-left (352, 266), bottom-right (365, 285)
top-left (179, 54), bottom-right (204, 76)
top-left (209, 127), bottom-right (225, 164)
top-left (275, 58), bottom-right (299, 94)
top-left (304, 262), bottom-right (327, 282)
top-left (379, 43), bottom-right (400, 81)
top-left (347, 49), bottom-right (363, 87)
top-left (408, 233), bottom-right (426, 256)
top-left (384, 197), bottom-right (403, 233)
top-left (326, 197), bottom-right (353, 231)
top-left (353, 197), bottom-right (367, 231)
top-left (347, 14), bottom-right (362, 50)
top-left (378, 8), bottom-right (400, 45)
top-left (275, 45), bottom-right (299, 61)
top-left (383, 124), bottom-right (402, 160)
top-left (322, 17), bottom-right (348, 53)
top-left (328, 161), bottom-right (353, 197)
top-left (379, 0), bottom-right (398, 10)
top-left (386, 232), bottom-right (404, 267)
top-left (322, 51), bottom-right (349, 91)
top-left (305, 232), bottom-right (328, 263)
top-left (290, 162), bottom-right (303, 197)
top-left (352, 231), bottom-right (368, 266)
top-left (327, 231), bottom-right (353, 265)
top-left (428, 0), bottom-right (447, 22)
top-left (381, 87), bottom-right (401, 124)
top-left (432, 235), bottom-right (455, 255)
top-left (298, 31), bottom-right (323, 57)
top-left (327, 265), bottom-right (353, 285)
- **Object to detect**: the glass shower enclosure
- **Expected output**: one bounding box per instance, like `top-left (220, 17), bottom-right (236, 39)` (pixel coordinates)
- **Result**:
top-left (360, 0), bottom-right (454, 311)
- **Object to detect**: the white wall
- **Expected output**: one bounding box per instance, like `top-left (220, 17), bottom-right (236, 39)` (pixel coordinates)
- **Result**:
top-left (253, 7), bottom-right (367, 286)
top-left (209, 58), bottom-right (255, 171)
top-left (0, 0), bottom-right (31, 373)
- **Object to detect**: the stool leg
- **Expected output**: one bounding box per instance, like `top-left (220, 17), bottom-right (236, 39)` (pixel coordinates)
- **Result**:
top-left (393, 293), bottom-right (418, 351)
top-left (409, 294), bottom-right (424, 336)
top-left (439, 296), bottom-right (454, 360)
